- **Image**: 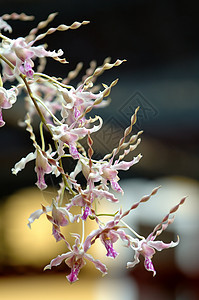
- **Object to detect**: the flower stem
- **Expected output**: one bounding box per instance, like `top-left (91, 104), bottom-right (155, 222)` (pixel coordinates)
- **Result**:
top-left (120, 219), bottom-right (145, 240)
top-left (34, 94), bottom-right (62, 125)
top-left (34, 72), bottom-right (73, 89)
top-left (0, 53), bottom-right (72, 196)
top-left (80, 208), bottom-right (85, 248)
top-left (39, 122), bottom-right (45, 151)
top-left (96, 212), bottom-right (118, 217)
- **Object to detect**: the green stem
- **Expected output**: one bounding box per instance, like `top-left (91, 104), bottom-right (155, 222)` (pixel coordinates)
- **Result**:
top-left (120, 220), bottom-right (145, 240)
top-left (39, 122), bottom-right (45, 151)
top-left (34, 94), bottom-right (62, 125)
top-left (80, 208), bottom-right (85, 248)
top-left (0, 33), bottom-right (12, 42)
top-left (96, 212), bottom-right (118, 217)
top-left (34, 72), bottom-right (72, 89)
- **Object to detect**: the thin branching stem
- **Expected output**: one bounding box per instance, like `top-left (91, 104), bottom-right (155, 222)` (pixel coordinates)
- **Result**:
top-left (0, 53), bottom-right (72, 194)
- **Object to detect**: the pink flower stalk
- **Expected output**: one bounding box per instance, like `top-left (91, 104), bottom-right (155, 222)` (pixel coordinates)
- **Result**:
top-left (44, 234), bottom-right (107, 283)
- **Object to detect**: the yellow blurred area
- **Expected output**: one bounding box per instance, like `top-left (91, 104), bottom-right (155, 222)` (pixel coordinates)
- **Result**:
top-left (0, 275), bottom-right (95, 300)
top-left (0, 186), bottom-right (126, 270)
top-left (0, 275), bottom-right (137, 300)
top-left (1, 187), bottom-right (138, 299)
top-left (2, 187), bottom-right (66, 266)
top-left (0, 177), bottom-right (199, 299)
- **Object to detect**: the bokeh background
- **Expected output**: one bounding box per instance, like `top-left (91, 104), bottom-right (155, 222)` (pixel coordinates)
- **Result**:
top-left (0, 0), bottom-right (199, 299)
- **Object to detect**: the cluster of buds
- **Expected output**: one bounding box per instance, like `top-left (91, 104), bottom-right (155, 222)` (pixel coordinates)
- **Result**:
top-left (0, 13), bottom-right (186, 283)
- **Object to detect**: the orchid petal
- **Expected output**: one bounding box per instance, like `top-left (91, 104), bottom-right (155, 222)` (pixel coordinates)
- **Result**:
top-left (103, 239), bottom-right (118, 258)
top-left (66, 265), bottom-right (80, 283)
top-left (0, 109), bottom-right (5, 127)
top-left (31, 46), bottom-right (63, 58)
top-left (83, 228), bottom-right (101, 252)
top-left (93, 188), bottom-right (119, 203)
top-left (44, 252), bottom-right (72, 270)
top-left (12, 152), bottom-right (36, 175)
top-left (27, 208), bottom-right (44, 229)
top-left (127, 251), bottom-right (140, 269)
top-left (0, 17), bottom-right (12, 33)
top-left (114, 154), bottom-right (142, 170)
top-left (84, 253), bottom-right (108, 275)
top-left (27, 205), bottom-right (52, 228)
top-left (81, 206), bottom-right (91, 221)
top-left (110, 180), bottom-right (123, 194)
top-left (144, 257), bottom-right (156, 276)
top-left (148, 237), bottom-right (179, 251)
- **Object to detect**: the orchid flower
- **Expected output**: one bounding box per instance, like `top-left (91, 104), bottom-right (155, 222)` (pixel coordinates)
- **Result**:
top-left (0, 85), bottom-right (18, 126)
top-left (12, 147), bottom-right (54, 190)
top-left (127, 216), bottom-right (180, 276)
top-left (70, 153), bottom-right (142, 194)
top-left (66, 184), bottom-right (118, 222)
top-left (0, 36), bottom-right (64, 78)
top-left (0, 12), bottom-right (186, 284)
top-left (84, 211), bottom-right (130, 258)
top-left (99, 155), bottom-right (142, 193)
top-left (0, 17), bottom-right (12, 33)
top-left (28, 201), bottom-right (79, 242)
top-left (11, 111), bottom-right (62, 190)
top-left (44, 234), bottom-right (107, 283)
top-left (59, 84), bottom-right (109, 125)
top-left (48, 115), bottom-right (103, 159)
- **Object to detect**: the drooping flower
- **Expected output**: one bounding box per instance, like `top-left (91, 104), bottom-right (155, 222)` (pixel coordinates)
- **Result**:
top-left (127, 217), bottom-right (180, 276)
top-left (99, 156), bottom-right (142, 193)
top-left (0, 86), bottom-right (18, 127)
top-left (11, 111), bottom-right (62, 190)
top-left (28, 201), bottom-right (79, 242)
top-left (67, 185), bottom-right (118, 218)
top-left (12, 147), bottom-right (53, 190)
top-left (34, 148), bottom-right (52, 189)
top-left (50, 202), bottom-right (79, 242)
top-left (0, 36), bottom-right (64, 78)
top-left (0, 17), bottom-right (12, 33)
top-left (48, 115), bottom-right (103, 159)
top-left (84, 211), bottom-right (129, 259)
top-left (70, 153), bottom-right (142, 194)
top-left (58, 84), bottom-right (109, 125)
top-left (44, 234), bottom-right (107, 283)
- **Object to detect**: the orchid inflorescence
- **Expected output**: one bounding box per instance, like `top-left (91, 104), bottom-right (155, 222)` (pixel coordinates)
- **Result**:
top-left (0, 12), bottom-right (186, 283)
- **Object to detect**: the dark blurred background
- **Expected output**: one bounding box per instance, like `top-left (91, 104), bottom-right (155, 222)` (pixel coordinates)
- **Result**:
top-left (0, 1), bottom-right (199, 299)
